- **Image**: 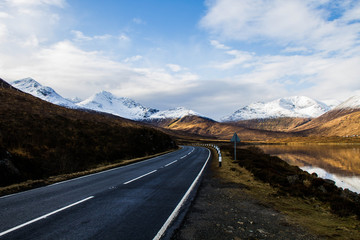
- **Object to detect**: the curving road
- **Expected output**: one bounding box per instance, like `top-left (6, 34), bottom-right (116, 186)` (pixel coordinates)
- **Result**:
top-left (0, 146), bottom-right (211, 240)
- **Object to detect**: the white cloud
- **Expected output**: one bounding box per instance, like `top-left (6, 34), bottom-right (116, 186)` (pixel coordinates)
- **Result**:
top-left (166, 64), bottom-right (182, 72)
top-left (200, 0), bottom-right (360, 54)
top-left (0, 1), bottom-right (198, 103)
top-left (118, 34), bottom-right (130, 41)
top-left (2, 40), bottom-right (199, 100)
top-left (210, 39), bottom-right (230, 50)
top-left (216, 49), bottom-right (254, 70)
top-left (0, 24), bottom-right (8, 42)
top-left (71, 30), bottom-right (112, 42)
top-left (124, 55), bottom-right (143, 63)
top-left (133, 17), bottom-right (145, 24)
top-left (282, 46), bottom-right (311, 53)
top-left (0, 11), bottom-right (11, 18)
top-left (6, 0), bottom-right (66, 8)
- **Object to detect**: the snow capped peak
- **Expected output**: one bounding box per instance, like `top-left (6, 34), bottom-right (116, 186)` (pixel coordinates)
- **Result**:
top-left (11, 78), bottom-right (77, 108)
top-left (77, 91), bottom-right (159, 120)
top-left (149, 107), bottom-right (202, 119)
top-left (13, 77), bottom-right (39, 87)
top-left (334, 96), bottom-right (360, 110)
top-left (222, 96), bottom-right (330, 121)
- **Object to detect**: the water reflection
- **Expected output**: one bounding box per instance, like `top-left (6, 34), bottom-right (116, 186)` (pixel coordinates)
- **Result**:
top-left (301, 166), bottom-right (360, 193)
top-left (258, 144), bottom-right (360, 193)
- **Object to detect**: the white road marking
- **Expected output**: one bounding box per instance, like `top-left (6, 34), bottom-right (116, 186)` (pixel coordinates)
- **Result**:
top-left (0, 196), bottom-right (94, 237)
top-left (123, 170), bottom-right (157, 185)
top-left (180, 156), bottom-right (186, 159)
top-left (165, 160), bottom-right (178, 167)
top-left (0, 149), bottom-right (179, 200)
top-left (153, 148), bottom-right (211, 240)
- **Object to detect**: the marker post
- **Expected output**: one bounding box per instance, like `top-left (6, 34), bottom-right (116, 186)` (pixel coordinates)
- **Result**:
top-left (230, 133), bottom-right (240, 161)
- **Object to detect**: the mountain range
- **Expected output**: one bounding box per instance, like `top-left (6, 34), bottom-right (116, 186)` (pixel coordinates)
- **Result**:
top-left (11, 78), bottom-right (201, 121)
top-left (11, 78), bottom-right (77, 108)
top-left (222, 96), bottom-right (331, 121)
top-left (4, 77), bottom-right (360, 140)
top-left (10, 77), bottom-right (350, 122)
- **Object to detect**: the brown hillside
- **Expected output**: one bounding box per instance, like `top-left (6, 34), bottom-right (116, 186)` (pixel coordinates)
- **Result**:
top-left (292, 109), bottom-right (360, 136)
top-left (0, 79), bottom-right (176, 186)
top-left (231, 117), bottom-right (311, 132)
top-left (148, 115), bottom-right (294, 140)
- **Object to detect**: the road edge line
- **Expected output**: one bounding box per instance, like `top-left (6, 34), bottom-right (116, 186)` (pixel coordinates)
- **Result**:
top-left (153, 148), bottom-right (211, 240)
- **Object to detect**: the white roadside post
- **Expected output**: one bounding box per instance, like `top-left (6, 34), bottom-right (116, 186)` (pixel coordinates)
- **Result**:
top-left (218, 152), bottom-right (222, 167)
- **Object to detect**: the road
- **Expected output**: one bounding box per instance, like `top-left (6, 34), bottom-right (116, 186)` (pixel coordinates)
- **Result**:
top-left (0, 146), bottom-right (211, 240)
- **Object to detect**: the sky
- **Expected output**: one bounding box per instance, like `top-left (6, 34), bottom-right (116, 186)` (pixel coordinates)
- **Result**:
top-left (1, 0), bottom-right (360, 120)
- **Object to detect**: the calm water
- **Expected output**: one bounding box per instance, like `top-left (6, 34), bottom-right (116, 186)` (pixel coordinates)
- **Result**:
top-left (258, 144), bottom-right (360, 193)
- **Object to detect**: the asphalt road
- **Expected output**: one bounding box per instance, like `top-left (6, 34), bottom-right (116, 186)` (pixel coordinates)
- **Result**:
top-left (0, 146), bottom-right (211, 240)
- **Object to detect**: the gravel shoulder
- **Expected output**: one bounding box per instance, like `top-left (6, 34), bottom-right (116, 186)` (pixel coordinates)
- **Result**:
top-left (172, 149), bottom-right (321, 240)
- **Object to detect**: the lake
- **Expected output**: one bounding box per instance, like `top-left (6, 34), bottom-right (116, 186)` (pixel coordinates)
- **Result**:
top-left (257, 144), bottom-right (360, 193)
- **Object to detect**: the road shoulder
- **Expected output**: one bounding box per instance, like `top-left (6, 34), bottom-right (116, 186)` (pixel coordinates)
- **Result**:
top-left (172, 148), bottom-right (320, 240)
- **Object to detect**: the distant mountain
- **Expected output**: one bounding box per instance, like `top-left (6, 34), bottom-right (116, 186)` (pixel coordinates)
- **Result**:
top-left (290, 96), bottom-right (360, 136)
top-left (222, 96), bottom-right (330, 121)
top-left (333, 96), bottom-right (360, 110)
top-left (11, 78), bottom-right (203, 121)
top-left (149, 107), bottom-right (202, 120)
top-left (76, 91), bottom-right (159, 120)
top-left (11, 78), bottom-right (77, 108)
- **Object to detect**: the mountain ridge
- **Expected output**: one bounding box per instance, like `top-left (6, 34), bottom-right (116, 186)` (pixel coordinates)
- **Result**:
top-left (11, 78), bottom-right (203, 121)
top-left (11, 78), bottom-right (77, 108)
top-left (9, 77), bottom-right (360, 138)
top-left (222, 96), bottom-right (331, 121)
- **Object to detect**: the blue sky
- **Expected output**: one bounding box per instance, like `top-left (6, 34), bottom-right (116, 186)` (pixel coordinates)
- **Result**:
top-left (1, 0), bottom-right (360, 120)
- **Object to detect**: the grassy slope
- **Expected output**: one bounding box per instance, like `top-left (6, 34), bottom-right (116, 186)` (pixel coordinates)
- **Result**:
top-left (232, 117), bottom-right (311, 132)
top-left (0, 81), bottom-right (176, 186)
top-left (292, 110), bottom-right (360, 136)
top-left (148, 115), bottom-right (294, 141)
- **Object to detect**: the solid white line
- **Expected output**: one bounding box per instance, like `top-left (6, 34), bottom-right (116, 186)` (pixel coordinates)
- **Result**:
top-left (165, 160), bottom-right (178, 167)
top-left (123, 170), bottom-right (157, 185)
top-left (0, 196), bottom-right (94, 237)
top-left (153, 148), bottom-right (211, 240)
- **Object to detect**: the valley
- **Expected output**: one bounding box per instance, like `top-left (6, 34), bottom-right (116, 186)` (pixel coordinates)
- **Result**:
top-left (2, 77), bottom-right (360, 239)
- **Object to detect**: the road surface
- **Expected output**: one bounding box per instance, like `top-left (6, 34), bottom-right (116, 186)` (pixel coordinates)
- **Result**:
top-left (0, 146), bottom-right (211, 240)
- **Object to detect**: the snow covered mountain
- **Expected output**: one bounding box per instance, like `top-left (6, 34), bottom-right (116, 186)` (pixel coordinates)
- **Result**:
top-left (10, 77), bottom-right (201, 121)
top-left (333, 96), bottom-right (360, 110)
top-left (149, 107), bottom-right (202, 119)
top-left (11, 78), bottom-right (77, 108)
top-left (76, 91), bottom-right (159, 120)
top-left (222, 96), bottom-right (330, 121)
